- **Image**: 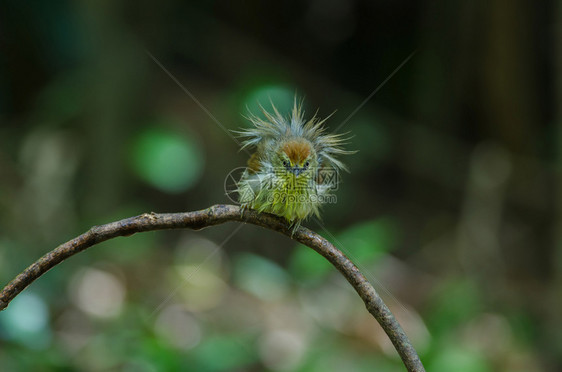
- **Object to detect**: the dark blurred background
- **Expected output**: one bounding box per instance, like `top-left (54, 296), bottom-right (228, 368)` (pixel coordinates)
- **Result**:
top-left (0, 1), bottom-right (560, 371)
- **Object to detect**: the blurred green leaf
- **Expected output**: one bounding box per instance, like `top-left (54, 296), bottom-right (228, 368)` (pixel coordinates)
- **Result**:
top-left (426, 279), bottom-right (483, 336)
top-left (0, 292), bottom-right (51, 349)
top-left (336, 218), bottom-right (397, 265)
top-left (428, 346), bottom-right (492, 372)
top-left (289, 244), bottom-right (334, 282)
top-left (129, 125), bottom-right (204, 193)
top-left (299, 343), bottom-right (399, 372)
top-left (349, 115), bottom-right (392, 167)
top-left (242, 84), bottom-right (295, 119)
top-left (140, 337), bottom-right (182, 371)
top-left (194, 334), bottom-right (257, 371)
top-left (290, 218), bottom-right (397, 283)
top-left (233, 253), bottom-right (290, 301)
top-left (506, 310), bottom-right (538, 346)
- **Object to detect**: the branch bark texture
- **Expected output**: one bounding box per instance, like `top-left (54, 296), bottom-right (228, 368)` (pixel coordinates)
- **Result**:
top-left (0, 204), bottom-right (425, 372)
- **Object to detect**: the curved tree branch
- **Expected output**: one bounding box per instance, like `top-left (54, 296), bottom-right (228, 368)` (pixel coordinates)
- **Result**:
top-left (0, 204), bottom-right (425, 372)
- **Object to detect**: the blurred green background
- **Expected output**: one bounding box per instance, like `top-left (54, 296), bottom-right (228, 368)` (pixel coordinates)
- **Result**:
top-left (0, 1), bottom-right (560, 371)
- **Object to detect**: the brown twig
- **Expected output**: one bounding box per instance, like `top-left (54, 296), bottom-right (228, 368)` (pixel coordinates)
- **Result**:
top-left (0, 204), bottom-right (425, 372)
